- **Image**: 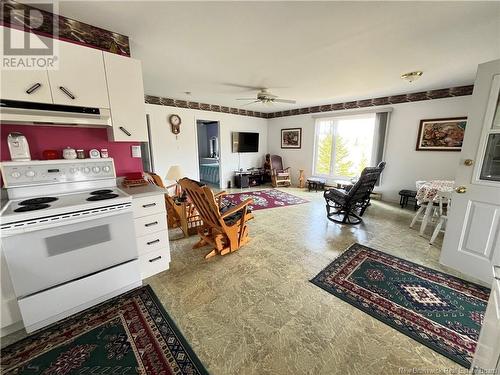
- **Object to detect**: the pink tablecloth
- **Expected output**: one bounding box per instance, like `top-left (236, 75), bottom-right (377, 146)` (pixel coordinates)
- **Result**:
top-left (415, 180), bottom-right (454, 205)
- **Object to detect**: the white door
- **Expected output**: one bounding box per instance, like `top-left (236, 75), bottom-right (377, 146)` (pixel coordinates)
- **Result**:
top-left (48, 40), bottom-right (109, 108)
top-left (103, 52), bottom-right (148, 141)
top-left (0, 27), bottom-right (53, 104)
top-left (440, 59), bottom-right (500, 285)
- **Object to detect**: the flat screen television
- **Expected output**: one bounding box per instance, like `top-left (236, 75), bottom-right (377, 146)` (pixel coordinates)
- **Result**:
top-left (232, 132), bottom-right (259, 153)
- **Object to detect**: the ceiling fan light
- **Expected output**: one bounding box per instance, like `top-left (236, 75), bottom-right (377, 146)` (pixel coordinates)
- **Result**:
top-left (401, 71), bottom-right (423, 83)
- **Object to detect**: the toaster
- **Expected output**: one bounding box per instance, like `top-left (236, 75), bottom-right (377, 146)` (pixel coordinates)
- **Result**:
top-left (7, 132), bottom-right (31, 161)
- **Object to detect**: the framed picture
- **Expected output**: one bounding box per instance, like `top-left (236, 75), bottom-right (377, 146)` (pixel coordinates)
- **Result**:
top-left (416, 117), bottom-right (467, 151)
top-left (281, 128), bottom-right (302, 149)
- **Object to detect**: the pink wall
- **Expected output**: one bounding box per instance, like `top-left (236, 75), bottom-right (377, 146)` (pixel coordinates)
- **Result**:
top-left (1, 125), bottom-right (143, 176)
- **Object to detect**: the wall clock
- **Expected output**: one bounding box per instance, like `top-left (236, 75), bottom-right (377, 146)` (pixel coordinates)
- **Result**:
top-left (169, 114), bottom-right (181, 135)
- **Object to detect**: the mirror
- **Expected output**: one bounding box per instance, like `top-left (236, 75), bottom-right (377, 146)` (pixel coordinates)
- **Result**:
top-left (209, 136), bottom-right (219, 158)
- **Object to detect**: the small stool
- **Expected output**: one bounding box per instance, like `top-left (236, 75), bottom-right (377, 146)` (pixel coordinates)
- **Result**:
top-left (307, 177), bottom-right (326, 192)
top-left (399, 189), bottom-right (418, 210)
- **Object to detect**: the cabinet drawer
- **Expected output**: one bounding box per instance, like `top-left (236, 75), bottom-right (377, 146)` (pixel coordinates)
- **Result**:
top-left (136, 230), bottom-right (169, 256)
top-left (139, 249), bottom-right (170, 279)
top-left (134, 213), bottom-right (167, 237)
top-left (132, 195), bottom-right (165, 218)
top-left (18, 260), bottom-right (140, 333)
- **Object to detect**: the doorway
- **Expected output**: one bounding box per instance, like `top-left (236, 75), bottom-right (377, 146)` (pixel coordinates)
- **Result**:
top-left (196, 120), bottom-right (221, 188)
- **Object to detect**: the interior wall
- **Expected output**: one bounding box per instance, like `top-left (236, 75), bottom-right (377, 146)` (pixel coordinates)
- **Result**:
top-left (267, 96), bottom-right (471, 202)
top-left (145, 104), bottom-right (268, 187)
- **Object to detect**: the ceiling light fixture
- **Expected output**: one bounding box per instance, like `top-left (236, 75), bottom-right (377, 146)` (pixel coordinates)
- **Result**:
top-left (401, 71), bottom-right (423, 83)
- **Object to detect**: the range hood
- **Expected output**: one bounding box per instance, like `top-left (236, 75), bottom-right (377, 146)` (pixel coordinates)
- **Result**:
top-left (0, 100), bottom-right (112, 127)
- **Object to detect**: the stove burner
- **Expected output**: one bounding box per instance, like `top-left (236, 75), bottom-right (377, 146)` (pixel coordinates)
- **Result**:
top-left (87, 193), bottom-right (119, 201)
top-left (90, 189), bottom-right (114, 195)
top-left (19, 197), bottom-right (58, 206)
top-left (14, 204), bottom-right (50, 212)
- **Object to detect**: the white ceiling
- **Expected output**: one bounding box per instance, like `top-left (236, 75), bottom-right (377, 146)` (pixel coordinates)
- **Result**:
top-left (53, 1), bottom-right (500, 112)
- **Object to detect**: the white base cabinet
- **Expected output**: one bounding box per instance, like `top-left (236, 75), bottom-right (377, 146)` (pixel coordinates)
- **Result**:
top-left (131, 192), bottom-right (170, 279)
top-left (0, 250), bottom-right (22, 336)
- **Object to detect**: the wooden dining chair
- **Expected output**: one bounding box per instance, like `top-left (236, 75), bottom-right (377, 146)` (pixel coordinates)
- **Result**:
top-left (429, 191), bottom-right (451, 245)
top-left (179, 177), bottom-right (254, 258)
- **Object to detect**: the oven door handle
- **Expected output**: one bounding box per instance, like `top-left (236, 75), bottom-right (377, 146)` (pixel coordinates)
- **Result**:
top-left (4, 208), bottom-right (132, 235)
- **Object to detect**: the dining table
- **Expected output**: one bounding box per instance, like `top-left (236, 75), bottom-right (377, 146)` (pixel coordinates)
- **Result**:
top-left (414, 180), bottom-right (455, 235)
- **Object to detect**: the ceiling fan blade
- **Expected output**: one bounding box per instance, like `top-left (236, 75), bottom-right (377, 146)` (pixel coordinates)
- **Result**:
top-left (236, 98), bottom-right (258, 101)
top-left (273, 99), bottom-right (296, 104)
top-left (223, 83), bottom-right (265, 91)
top-left (241, 100), bottom-right (261, 106)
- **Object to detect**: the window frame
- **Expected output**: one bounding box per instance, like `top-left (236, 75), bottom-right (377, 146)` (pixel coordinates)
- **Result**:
top-left (312, 113), bottom-right (378, 181)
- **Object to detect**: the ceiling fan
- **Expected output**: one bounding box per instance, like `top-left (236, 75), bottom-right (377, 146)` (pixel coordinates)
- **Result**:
top-left (236, 89), bottom-right (296, 105)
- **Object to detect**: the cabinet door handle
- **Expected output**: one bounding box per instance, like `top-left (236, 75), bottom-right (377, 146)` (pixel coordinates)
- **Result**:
top-left (145, 221), bottom-right (158, 227)
top-left (119, 126), bottom-right (132, 136)
top-left (149, 256), bottom-right (162, 263)
top-left (59, 86), bottom-right (75, 99)
top-left (142, 203), bottom-right (156, 208)
top-left (26, 83), bottom-right (41, 94)
top-left (147, 239), bottom-right (160, 245)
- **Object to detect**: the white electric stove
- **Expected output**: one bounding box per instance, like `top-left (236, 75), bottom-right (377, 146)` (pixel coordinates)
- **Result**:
top-left (0, 158), bottom-right (141, 333)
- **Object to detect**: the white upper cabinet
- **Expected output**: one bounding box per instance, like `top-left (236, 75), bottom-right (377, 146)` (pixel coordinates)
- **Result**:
top-left (0, 28), bottom-right (53, 104)
top-left (1, 70), bottom-right (53, 104)
top-left (104, 52), bottom-right (148, 142)
top-left (48, 40), bottom-right (110, 108)
top-left (1, 27), bottom-right (147, 141)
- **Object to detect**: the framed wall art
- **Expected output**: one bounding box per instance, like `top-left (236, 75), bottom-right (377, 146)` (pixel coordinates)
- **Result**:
top-left (416, 117), bottom-right (467, 151)
top-left (281, 128), bottom-right (302, 149)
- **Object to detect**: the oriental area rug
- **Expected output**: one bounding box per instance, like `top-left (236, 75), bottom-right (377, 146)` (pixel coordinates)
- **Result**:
top-left (310, 243), bottom-right (490, 368)
top-left (223, 189), bottom-right (308, 211)
top-left (1, 285), bottom-right (208, 375)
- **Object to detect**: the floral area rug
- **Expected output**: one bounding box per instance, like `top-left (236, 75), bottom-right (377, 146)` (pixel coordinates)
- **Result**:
top-left (223, 189), bottom-right (308, 211)
top-left (310, 243), bottom-right (490, 368)
top-left (1, 285), bottom-right (208, 375)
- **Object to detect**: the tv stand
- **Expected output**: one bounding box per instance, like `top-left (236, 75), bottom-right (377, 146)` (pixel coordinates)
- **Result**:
top-left (234, 170), bottom-right (264, 188)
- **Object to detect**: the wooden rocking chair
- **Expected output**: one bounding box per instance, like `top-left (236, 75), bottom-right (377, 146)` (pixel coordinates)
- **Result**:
top-left (270, 155), bottom-right (291, 187)
top-left (144, 172), bottom-right (203, 237)
top-left (179, 177), bottom-right (254, 259)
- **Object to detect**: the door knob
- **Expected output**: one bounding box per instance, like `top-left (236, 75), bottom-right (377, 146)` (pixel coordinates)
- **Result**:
top-left (455, 186), bottom-right (467, 194)
top-left (464, 159), bottom-right (474, 166)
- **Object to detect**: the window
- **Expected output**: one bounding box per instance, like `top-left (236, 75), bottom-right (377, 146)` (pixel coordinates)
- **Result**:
top-left (313, 113), bottom-right (387, 180)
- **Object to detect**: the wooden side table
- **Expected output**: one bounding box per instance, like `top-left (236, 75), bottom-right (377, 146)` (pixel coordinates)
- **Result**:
top-left (307, 177), bottom-right (326, 192)
top-left (330, 179), bottom-right (354, 190)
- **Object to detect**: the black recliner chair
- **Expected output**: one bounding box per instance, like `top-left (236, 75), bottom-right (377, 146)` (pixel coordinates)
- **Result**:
top-left (324, 162), bottom-right (386, 224)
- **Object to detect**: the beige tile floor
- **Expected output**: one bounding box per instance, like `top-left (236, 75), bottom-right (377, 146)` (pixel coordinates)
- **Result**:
top-left (146, 187), bottom-right (477, 375)
top-left (2, 188), bottom-right (479, 374)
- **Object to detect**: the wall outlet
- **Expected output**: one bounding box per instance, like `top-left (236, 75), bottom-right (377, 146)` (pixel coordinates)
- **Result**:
top-left (131, 145), bottom-right (142, 158)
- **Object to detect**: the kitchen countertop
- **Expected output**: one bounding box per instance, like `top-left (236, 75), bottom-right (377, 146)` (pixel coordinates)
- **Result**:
top-left (118, 181), bottom-right (167, 198)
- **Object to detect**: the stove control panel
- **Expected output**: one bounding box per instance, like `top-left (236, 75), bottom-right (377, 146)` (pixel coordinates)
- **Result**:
top-left (0, 159), bottom-right (117, 188)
